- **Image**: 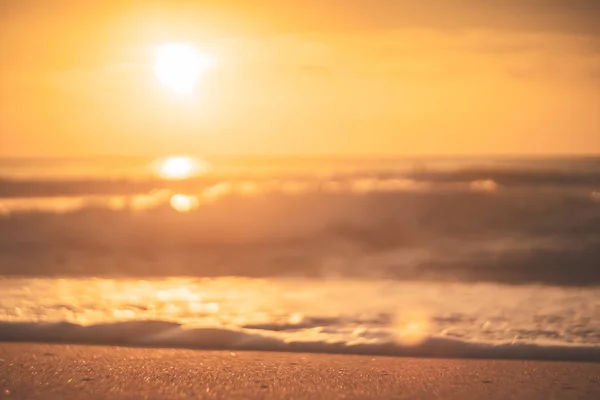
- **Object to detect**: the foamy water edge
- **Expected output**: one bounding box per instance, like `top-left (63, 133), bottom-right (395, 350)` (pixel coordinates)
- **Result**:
top-left (1, 320), bottom-right (599, 362)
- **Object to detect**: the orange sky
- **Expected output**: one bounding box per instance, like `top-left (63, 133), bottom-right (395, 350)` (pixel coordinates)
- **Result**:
top-left (1, 0), bottom-right (599, 157)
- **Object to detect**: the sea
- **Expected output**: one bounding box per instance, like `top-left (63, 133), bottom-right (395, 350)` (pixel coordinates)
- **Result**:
top-left (0, 155), bottom-right (599, 361)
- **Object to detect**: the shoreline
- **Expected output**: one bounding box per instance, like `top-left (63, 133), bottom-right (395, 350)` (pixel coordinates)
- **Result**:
top-left (2, 319), bottom-right (600, 364)
top-left (2, 343), bottom-right (600, 399)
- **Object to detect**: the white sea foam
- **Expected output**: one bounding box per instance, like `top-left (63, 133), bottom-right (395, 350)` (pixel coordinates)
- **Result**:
top-left (1, 277), bottom-right (599, 361)
top-left (0, 321), bottom-right (599, 362)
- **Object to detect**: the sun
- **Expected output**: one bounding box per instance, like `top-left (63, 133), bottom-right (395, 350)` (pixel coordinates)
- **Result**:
top-left (155, 156), bottom-right (210, 180)
top-left (154, 43), bottom-right (213, 93)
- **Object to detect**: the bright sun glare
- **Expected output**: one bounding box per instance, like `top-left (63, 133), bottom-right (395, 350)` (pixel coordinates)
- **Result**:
top-left (154, 43), bottom-right (213, 93)
top-left (170, 194), bottom-right (199, 212)
top-left (156, 156), bottom-right (209, 180)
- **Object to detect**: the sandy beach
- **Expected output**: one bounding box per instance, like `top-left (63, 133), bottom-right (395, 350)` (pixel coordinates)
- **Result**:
top-left (0, 343), bottom-right (598, 399)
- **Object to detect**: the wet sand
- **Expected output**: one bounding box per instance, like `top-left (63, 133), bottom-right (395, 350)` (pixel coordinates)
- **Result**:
top-left (1, 343), bottom-right (599, 399)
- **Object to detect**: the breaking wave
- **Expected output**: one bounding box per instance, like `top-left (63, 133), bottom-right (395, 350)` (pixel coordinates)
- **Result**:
top-left (1, 163), bottom-right (600, 198)
top-left (0, 182), bottom-right (599, 284)
top-left (2, 274), bottom-right (599, 362)
top-left (1, 320), bottom-right (599, 362)
top-left (1, 156), bottom-right (600, 285)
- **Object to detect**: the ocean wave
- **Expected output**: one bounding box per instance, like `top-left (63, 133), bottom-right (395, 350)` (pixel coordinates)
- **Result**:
top-left (1, 160), bottom-right (600, 198)
top-left (2, 277), bottom-right (599, 361)
top-left (0, 320), bottom-right (599, 362)
top-left (0, 187), bottom-right (599, 284)
top-left (0, 175), bottom-right (492, 199)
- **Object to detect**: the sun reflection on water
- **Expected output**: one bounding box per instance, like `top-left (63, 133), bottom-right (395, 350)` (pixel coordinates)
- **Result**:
top-left (154, 156), bottom-right (210, 180)
top-left (170, 194), bottom-right (199, 212)
top-left (394, 311), bottom-right (431, 345)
